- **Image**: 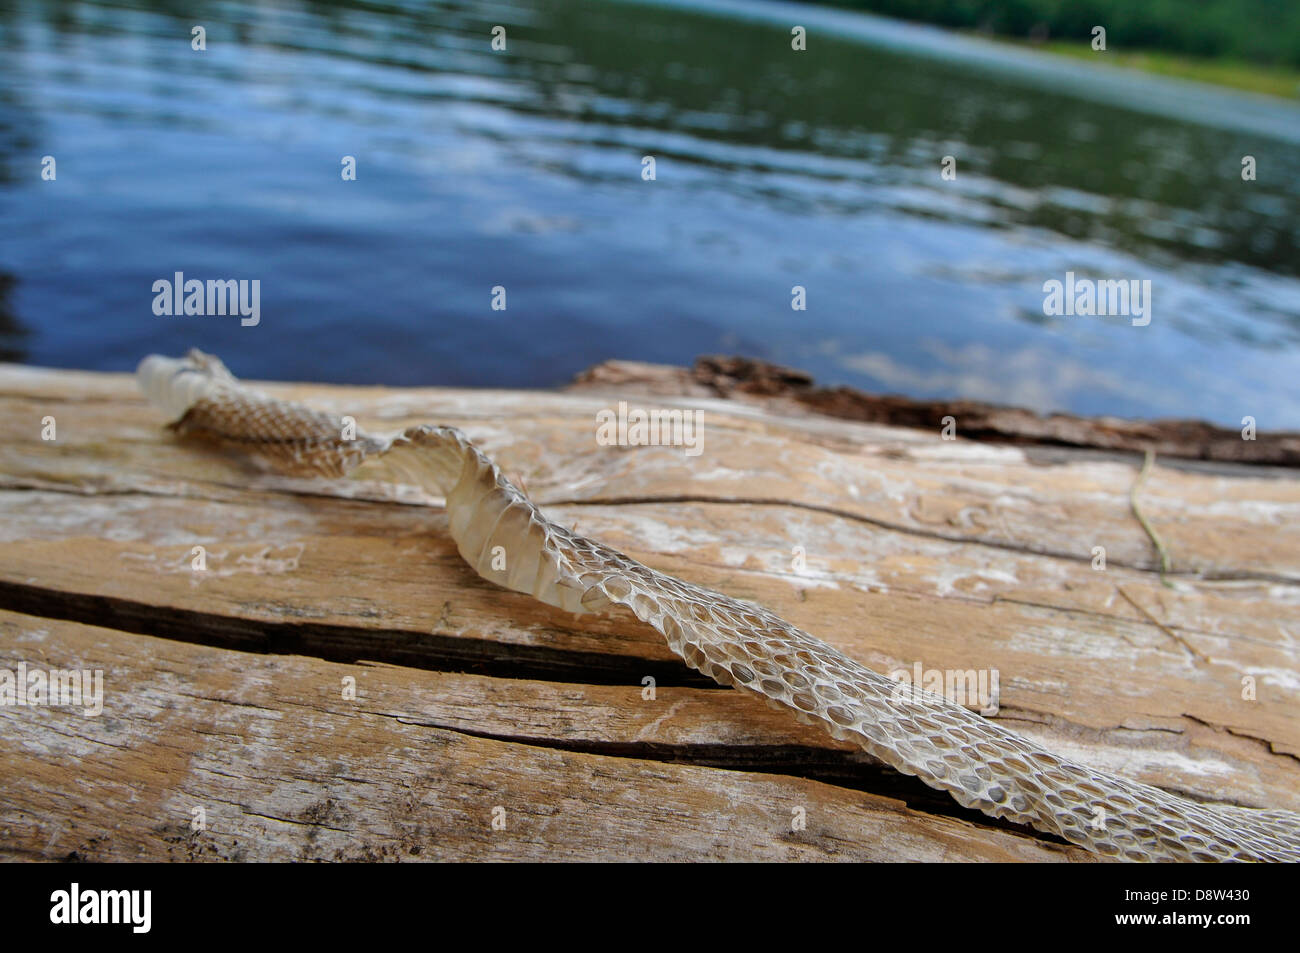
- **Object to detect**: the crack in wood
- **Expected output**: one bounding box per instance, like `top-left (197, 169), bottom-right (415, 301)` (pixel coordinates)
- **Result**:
top-left (363, 709), bottom-right (1076, 849)
top-left (543, 494), bottom-right (1300, 586)
top-left (0, 579), bottom-right (716, 689)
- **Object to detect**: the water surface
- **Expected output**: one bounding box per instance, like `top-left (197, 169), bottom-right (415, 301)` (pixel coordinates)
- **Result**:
top-left (2, 0), bottom-right (1299, 425)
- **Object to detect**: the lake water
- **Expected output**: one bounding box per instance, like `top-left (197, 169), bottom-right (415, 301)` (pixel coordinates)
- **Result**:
top-left (3, 0), bottom-right (1299, 425)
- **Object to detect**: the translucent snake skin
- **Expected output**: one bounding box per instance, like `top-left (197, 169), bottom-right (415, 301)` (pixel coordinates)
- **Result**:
top-left (138, 349), bottom-right (1300, 862)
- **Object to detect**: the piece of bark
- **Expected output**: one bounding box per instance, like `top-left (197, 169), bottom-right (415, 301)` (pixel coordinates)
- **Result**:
top-left (570, 355), bottom-right (1300, 466)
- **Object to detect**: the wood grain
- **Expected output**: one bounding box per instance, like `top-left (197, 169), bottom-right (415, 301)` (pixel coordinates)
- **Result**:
top-left (1, 362), bottom-right (1296, 861)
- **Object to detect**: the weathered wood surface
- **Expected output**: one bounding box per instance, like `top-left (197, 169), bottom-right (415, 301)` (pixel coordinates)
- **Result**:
top-left (574, 355), bottom-right (1300, 465)
top-left (2, 362), bottom-right (1298, 862)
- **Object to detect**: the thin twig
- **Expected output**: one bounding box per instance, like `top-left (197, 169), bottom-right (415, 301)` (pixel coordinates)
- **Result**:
top-left (1130, 449), bottom-right (1174, 589)
top-left (1117, 585), bottom-right (1207, 663)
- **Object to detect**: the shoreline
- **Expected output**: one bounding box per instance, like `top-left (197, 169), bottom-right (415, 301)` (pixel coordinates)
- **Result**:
top-left (989, 36), bottom-right (1300, 101)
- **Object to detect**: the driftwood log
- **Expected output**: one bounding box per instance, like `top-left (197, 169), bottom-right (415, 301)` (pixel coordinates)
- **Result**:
top-left (1, 361), bottom-right (1297, 861)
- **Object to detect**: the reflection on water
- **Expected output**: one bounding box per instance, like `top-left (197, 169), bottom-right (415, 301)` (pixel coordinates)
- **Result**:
top-left (1, 0), bottom-right (1298, 424)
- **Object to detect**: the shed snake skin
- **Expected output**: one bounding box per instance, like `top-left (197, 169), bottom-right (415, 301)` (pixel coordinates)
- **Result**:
top-left (138, 349), bottom-right (1300, 862)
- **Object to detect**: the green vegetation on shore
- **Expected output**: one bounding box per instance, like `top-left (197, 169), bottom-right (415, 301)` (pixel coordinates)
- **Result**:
top-left (811, 0), bottom-right (1300, 97)
top-left (1040, 41), bottom-right (1300, 99)
top-left (1026, 40), bottom-right (1300, 100)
